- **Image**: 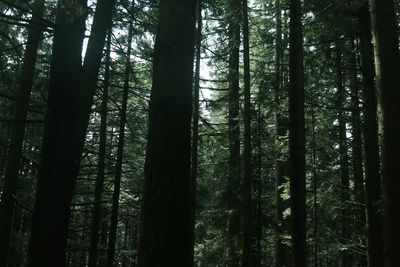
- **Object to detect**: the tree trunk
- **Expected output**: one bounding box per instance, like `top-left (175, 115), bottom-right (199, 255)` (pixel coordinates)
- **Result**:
top-left (335, 43), bottom-right (351, 267)
top-left (288, 0), bottom-right (306, 265)
top-left (241, 0), bottom-right (253, 265)
top-left (274, 0), bottom-right (288, 265)
top-left (368, 0), bottom-right (400, 266)
top-left (27, 0), bottom-right (115, 265)
top-left (136, 0), bottom-right (196, 266)
top-left (225, 0), bottom-right (242, 265)
top-left (106, 13), bottom-right (133, 267)
top-left (88, 27), bottom-right (112, 267)
top-left (190, 0), bottom-right (202, 262)
top-left (349, 38), bottom-right (367, 265)
top-left (358, 3), bottom-right (383, 267)
top-left (0, 0), bottom-right (45, 264)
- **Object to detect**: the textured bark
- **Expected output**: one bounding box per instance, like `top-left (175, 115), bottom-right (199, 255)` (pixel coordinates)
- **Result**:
top-left (358, 4), bottom-right (383, 266)
top-left (336, 43), bottom-right (351, 267)
top-left (368, 0), bottom-right (400, 266)
top-left (0, 0), bottom-right (45, 264)
top-left (88, 27), bottom-right (112, 267)
top-left (241, 0), bottom-right (253, 265)
top-left (136, 0), bottom-right (196, 266)
top-left (27, 0), bottom-right (115, 265)
top-left (288, 0), bottom-right (306, 265)
top-left (106, 14), bottom-right (133, 267)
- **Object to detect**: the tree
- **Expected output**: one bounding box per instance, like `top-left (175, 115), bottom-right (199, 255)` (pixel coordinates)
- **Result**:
top-left (136, 0), bottom-right (197, 265)
top-left (288, 0), bottom-right (306, 265)
top-left (0, 0), bottom-right (45, 264)
top-left (241, 0), bottom-right (253, 265)
top-left (88, 27), bottom-right (112, 267)
top-left (27, 0), bottom-right (115, 265)
top-left (358, 3), bottom-right (383, 266)
top-left (368, 0), bottom-right (400, 266)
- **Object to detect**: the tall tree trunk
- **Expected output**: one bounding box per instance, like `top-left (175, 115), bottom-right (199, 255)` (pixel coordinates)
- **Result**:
top-left (358, 3), bottom-right (383, 267)
top-left (274, 0), bottom-right (288, 266)
top-left (26, 1), bottom-right (87, 265)
top-left (190, 0), bottom-right (202, 262)
top-left (225, 0), bottom-right (241, 265)
top-left (27, 0), bottom-right (115, 265)
top-left (368, 0), bottom-right (400, 266)
top-left (136, 0), bottom-right (196, 266)
top-left (241, 0), bottom-right (253, 265)
top-left (106, 13), bottom-right (133, 267)
top-left (288, 0), bottom-right (306, 265)
top-left (349, 38), bottom-right (366, 265)
top-left (0, 0), bottom-right (45, 264)
top-left (335, 43), bottom-right (351, 267)
top-left (88, 27), bottom-right (112, 267)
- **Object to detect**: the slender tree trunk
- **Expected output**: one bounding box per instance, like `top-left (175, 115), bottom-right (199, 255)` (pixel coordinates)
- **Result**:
top-left (288, 0), bottom-right (306, 265)
top-left (274, 1), bottom-right (288, 266)
top-left (106, 14), bottom-right (133, 267)
top-left (349, 38), bottom-right (367, 265)
top-left (226, 0), bottom-right (241, 265)
top-left (358, 4), bottom-right (383, 267)
top-left (0, 0), bottom-right (45, 264)
top-left (136, 0), bottom-right (196, 266)
top-left (27, 0), bottom-right (115, 265)
top-left (368, 0), bottom-right (400, 266)
top-left (190, 0), bottom-right (202, 263)
top-left (335, 43), bottom-right (351, 267)
top-left (88, 27), bottom-right (112, 267)
top-left (241, 0), bottom-right (253, 265)
top-left (311, 90), bottom-right (318, 267)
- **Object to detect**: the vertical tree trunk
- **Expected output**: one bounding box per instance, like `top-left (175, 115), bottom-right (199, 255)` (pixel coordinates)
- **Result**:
top-left (106, 13), bottom-right (133, 267)
top-left (274, 0), bottom-right (288, 266)
top-left (226, 0), bottom-right (241, 265)
top-left (136, 0), bottom-right (196, 266)
top-left (358, 4), bottom-right (383, 267)
top-left (27, 2), bottom-right (88, 265)
top-left (368, 0), bottom-right (400, 266)
top-left (349, 38), bottom-right (367, 265)
top-left (27, 0), bottom-right (115, 265)
top-left (311, 90), bottom-right (318, 267)
top-left (335, 43), bottom-right (351, 267)
top-left (288, 0), bottom-right (306, 265)
top-left (88, 27), bottom-right (112, 267)
top-left (241, 0), bottom-right (253, 265)
top-left (190, 0), bottom-right (202, 262)
top-left (0, 0), bottom-right (45, 264)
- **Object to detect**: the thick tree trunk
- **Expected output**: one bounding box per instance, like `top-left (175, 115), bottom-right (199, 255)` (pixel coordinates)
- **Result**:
top-left (358, 4), bottom-right (383, 267)
top-left (27, 0), bottom-right (115, 265)
top-left (88, 27), bottom-right (112, 267)
top-left (241, 0), bottom-right (253, 265)
top-left (26, 2), bottom-right (87, 265)
top-left (0, 0), bottom-right (45, 264)
top-left (288, 0), bottom-right (306, 266)
top-left (106, 14), bottom-right (133, 267)
top-left (368, 0), bottom-right (400, 266)
top-left (136, 0), bottom-right (196, 266)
